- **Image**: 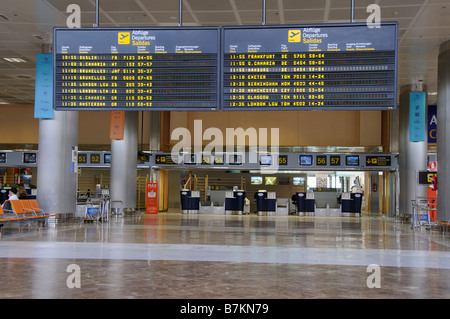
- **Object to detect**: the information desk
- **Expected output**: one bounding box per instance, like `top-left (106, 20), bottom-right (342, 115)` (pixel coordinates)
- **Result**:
top-left (53, 27), bottom-right (220, 111)
top-left (222, 22), bottom-right (398, 110)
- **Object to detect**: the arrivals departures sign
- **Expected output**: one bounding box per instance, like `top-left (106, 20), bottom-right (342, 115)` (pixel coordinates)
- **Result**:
top-left (53, 27), bottom-right (220, 111)
top-left (222, 22), bottom-right (398, 110)
top-left (53, 22), bottom-right (398, 111)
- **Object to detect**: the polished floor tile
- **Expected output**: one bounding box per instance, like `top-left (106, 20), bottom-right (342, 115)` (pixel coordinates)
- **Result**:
top-left (0, 212), bottom-right (449, 299)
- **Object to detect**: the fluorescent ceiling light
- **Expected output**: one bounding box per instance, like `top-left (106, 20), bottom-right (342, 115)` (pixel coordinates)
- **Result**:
top-left (3, 57), bottom-right (26, 63)
top-left (428, 92), bottom-right (438, 95)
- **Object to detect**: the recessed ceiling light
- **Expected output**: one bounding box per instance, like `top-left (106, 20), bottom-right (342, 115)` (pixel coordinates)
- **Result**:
top-left (0, 101), bottom-right (9, 104)
top-left (3, 57), bottom-right (26, 63)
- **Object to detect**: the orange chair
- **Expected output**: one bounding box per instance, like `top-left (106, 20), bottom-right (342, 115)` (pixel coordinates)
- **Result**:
top-left (26, 199), bottom-right (55, 226)
top-left (28, 199), bottom-right (54, 217)
top-left (10, 200), bottom-right (41, 231)
top-left (0, 203), bottom-right (25, 237)
top-left (20, 199), bottom-right (37, 216)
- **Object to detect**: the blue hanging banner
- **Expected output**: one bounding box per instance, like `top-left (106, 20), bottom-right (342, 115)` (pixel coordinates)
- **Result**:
top-left (34, 53), bottom-right (54, 119)
top-left (409, 92), bottom-right (426, 142)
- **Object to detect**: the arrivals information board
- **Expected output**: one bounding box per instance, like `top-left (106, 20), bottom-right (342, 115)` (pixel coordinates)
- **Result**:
top-left (53, 27), bottom-right (220, 111)
top-left (221, 22), bottom-right (398, 110)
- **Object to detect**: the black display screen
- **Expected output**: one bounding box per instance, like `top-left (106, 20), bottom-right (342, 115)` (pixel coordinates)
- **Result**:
top-left (346, 155), bottom-right (360, 166)
top-left (221, 22), bottom-right (398, 110)
top-left (300, 155), bottom-right (313, 166)
top-left (53, 27), bottom-right (220, 111)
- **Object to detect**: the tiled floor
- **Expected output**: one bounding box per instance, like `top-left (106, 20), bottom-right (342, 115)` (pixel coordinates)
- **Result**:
top-left (0, 212), bottom-right (449, 299)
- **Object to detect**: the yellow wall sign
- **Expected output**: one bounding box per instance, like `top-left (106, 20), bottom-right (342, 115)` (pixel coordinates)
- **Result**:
top-left (118, 32), bottom-right (130, 44)
top-left (288, 30), bottom-right (301, 42)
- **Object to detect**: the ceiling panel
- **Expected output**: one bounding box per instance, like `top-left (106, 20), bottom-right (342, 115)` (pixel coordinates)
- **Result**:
top-left (283, 0), bottom-right (327, 10)
top-left (96, 0), bottom-right (143, 12)
top-left (137, 0), bottom-right (180, 12)
top-left (107, 12), bottom-right (155, 24)
top-left (45, 0), bottom-right (94, 12)
top-left (195, 11), bottom-right (237, 23)
top-left (284, 9), bottom-right (325, 21)
top-left (187, 0), bottom-right (234, 11)
top-left (233, 0), bottom-right (277, 11)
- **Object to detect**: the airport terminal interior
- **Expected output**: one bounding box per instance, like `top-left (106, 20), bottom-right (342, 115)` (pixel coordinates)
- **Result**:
top-left (1, 0), bottom-right (450, 300)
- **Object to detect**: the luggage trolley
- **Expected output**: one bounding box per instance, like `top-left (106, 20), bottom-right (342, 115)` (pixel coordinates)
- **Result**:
top-left (83, 197), bottom-right (101, 223)
top-left (82, 194), bottom-right (110, 223)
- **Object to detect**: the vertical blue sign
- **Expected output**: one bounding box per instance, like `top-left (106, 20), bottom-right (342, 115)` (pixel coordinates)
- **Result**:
top-left (34, 53), bottom-right (54, 119)
top-left (428, 105), bottom-right (437, 144)
top-left (409, 92), bottom-right (426, 142)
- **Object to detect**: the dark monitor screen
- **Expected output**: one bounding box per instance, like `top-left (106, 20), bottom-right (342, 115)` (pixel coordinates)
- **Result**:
top-left (260, 155), bottom-right (272, 165)
top-left (251, 176), bottom-right (263, 185)
top-left (345, 155), bottom-right (359, 166)
top-left (104, 153), bottom-right (111, 164)
top-left (299, 155), bottom-right (312, 166)
top-left (23, 152), bottom-right (37, 164)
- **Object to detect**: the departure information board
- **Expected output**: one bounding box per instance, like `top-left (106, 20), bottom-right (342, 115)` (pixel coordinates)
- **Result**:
top-left (53, 27), bottom-right (220, 111)
top-left (221, 22), bottom-right (398, 110)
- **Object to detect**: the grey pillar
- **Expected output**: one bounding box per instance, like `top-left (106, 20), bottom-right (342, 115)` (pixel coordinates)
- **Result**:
top-left (437, 41), bottom-right (450, 222)
top-left (37, 111), bottom-right (78, 216)
top-left (110, 111), bottom-right (138, 214)
top-left (149, 111), bottom-right (161, 151)
top-left (398, 86), bottom-right (428, 217)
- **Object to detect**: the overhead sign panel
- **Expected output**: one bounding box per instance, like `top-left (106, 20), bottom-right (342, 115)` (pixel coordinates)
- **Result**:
top-left (53, 27), bottom-right (220, 111)
top-left (221, 22), bottom-right (398, 111)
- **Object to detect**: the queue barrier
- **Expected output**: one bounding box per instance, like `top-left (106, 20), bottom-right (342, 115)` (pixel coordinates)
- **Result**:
top-left (0, 199), bottom-right (55, 237)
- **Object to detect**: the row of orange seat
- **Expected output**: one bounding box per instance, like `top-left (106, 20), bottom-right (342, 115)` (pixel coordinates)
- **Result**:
top-left (0, 199), bottom-right (55, 237)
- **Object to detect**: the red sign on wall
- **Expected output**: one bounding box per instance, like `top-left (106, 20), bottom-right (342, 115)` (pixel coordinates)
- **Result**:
top-left (429, 161), bottom-right (438, 172)
top-left (146, 182), bottom-right (158, 214)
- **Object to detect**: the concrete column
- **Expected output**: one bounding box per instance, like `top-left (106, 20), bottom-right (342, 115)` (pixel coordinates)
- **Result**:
top-left (149, 111), bottom-right (161, 151)
top-left (437, 41), bottom-right (450, 222)
top-left (398, 86), bottom-right (428, 218)
top-left (37, 111), bottom-right (78, 216)
top-left (110, 111), bottom-right (138, 214)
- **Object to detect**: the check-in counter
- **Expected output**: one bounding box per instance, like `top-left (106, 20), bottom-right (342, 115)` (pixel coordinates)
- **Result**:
top-left (225, 190), bottom-right (246, 215)
top-left (255, 191), bottom-right (277, 216)
top-left (295, 192), bottom-right (315, 216)
top-left (180, 190), bottom-right (200, 214)
top-left (341, 192), bottom-right (363, 217)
